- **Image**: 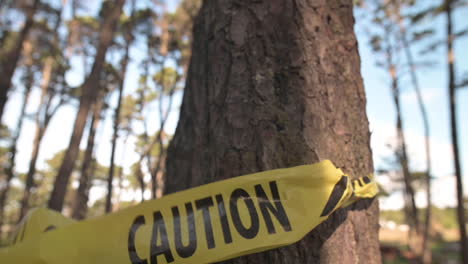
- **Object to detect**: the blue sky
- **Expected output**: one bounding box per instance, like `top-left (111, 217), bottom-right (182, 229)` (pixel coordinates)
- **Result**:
top-left (356, 3), bottom-right (468, 209)
top-left (2, 1), bottom-right (467, 209)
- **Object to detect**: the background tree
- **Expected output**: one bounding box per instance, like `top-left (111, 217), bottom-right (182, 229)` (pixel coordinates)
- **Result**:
top-left (0, 35), bottom-right (36, 239)
top-left (71, 64), bottom-right (118, 219)
top-left (48, 0), bottom-right (125, 212)
top-left (410, 0), bottom-right (468, 261)
top-left (444, 1), bottom-right (468, 262)
top-left (17, 4), bottom-right (74, 220)
top-left (105, 0), bottom-right (137, 213)
top-left (165, 1), bottom-right (381, 263)
top-left (0, 0), bottom-right (40, 122)
top-left (394, 4), bottom-right (434, 261)
top-left (367, 2), bottom-right (423, 260)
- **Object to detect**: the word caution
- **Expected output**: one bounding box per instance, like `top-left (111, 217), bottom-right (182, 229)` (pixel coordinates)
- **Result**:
top-left (0, 160), bottom-right (378, 264)
top-left (128, 181), bottom-right (292, 264)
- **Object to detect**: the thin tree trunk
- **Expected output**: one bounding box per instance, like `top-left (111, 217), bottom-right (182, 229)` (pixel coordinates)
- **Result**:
top-left (17, 57), bottom-right (56, 221)
top-left (0, 68), bottom-right (32, 238)
top-left (446, 1), bottom-right (467, 263)
top-left (134, 162), bottom-right (145, 202)
top-left (383, 22), bottom-right (421, 260)
top-left (165, 1), bottom-right (381, 263)
top-left (0, 0), bottom-right (39, 122)
top-left (48, 0), bottom-right (125, 212)
top-left (17, 4), bottom-right (64, 218)
top-left (145, 18), bottom-right (171, 200)
top-left (114, 133), bottom-right (129, 211)
top-left (150, 88), bottom-right (175, 199)
top-left (71, 95), bottom-right (104, 220)
top-left (390, 67), bottom-right (419, 231)
top-left (105, 26), bottom-right (133, 213)
top-left (18, 125), bottom-right (45, 221)
top-left (390, 64), bottom-right (422, 260)
top-left (399, 25), bottom-right (433, 263)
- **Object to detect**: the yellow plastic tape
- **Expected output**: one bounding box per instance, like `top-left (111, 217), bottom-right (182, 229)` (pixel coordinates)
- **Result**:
top-left (0, 160), bottom-right (377, 264)
top-left (10, 207), bottom-right (76, 244)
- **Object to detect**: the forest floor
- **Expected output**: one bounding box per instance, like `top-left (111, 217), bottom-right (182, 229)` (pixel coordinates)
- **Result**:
top-left (380, 227), bottom-right (461, 264)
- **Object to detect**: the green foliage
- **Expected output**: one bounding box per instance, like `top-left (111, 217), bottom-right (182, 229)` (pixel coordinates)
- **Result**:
top-left (0, 0), bottom-right (198, 225)
top-left (153, 67), bottom-right (182, 95)
top-left (120, 95), bottom-right (138, 133)
top-left (66, 16), bottom-right (100, 55)
top-left (0, 124), bottom-right (11, 140)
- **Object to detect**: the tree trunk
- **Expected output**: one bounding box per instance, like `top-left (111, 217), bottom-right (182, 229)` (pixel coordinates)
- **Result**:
top-left (135, 163), bottom-right (145, 202)
top-left (0, 68), bottom-right (32, 238)
top-left (0, 0), bottom-right (39, 122)
top-left (105, 35), bottom-right (132, 213)
top-left (17, 57), bottom-right (57, 221)
top-left (150, 95), bottom-right (174, 199)
top-left (446, 1), bottom-right (467, 263)
top-left (71, 95), bottom-right (104, 220)
top-left (164, 1), bottom-right (381, 263)
top-left (399, 25), bottom-right (432, 264)
top-left (18, 124), bottom-right (45, 221)
top-left (114, 133), bottom-right (129, 211)
top-left (390, 63), bottom-right (421, 259)
top-left (47, 0), bottom-right (125, 212)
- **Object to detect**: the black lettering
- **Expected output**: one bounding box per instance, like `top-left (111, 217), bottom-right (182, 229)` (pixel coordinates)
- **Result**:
top-left (255, 181), bottom-right (292, 234)
top-left (128, 215), bottom-right (148, 264)
top-left (215, 194), bottom-right (233, 244)
top-left (195, 197), bottom-right (216, 249)
top-left (320, 176), bottom-right (348, 217)
top-left (150, 211), bottom-right (174, 264)
top-left (172, 203), bottom-right (197, 258)
top-left (229, 188), bottom-right (260, 239)
top-left (44, 225), bottom-right (57, 232)
top-left (362, 176), bottom-right (371, 184)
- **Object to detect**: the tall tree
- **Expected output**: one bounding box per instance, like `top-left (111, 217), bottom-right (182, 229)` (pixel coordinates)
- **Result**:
top-left (105, 0), bottom-right (136, 213)
top-left (17, 57), bottom-right (70, 221)
top-left (148, 67), bottom-right (179, 199)
top-left (48, 0), bottom-right (125, 212)
top-left (410, 1), bottom-right (468, 261)
top-left (71, 90), bottom-right (106, 220)
top-left (17, 6), bottom-right (72, 220)
top-left (143, 1), bottom-right (195, 199)
top-left (394, 3), bottom-right (433, 261)
top-left (73, 63), bottom-right (118, 218)
top-left (445, 0), bottom-right (467, 262)
top-left (0, 40), bottom-right (35, 238)
top-left (165, 1), bottom-right (381, 263)
top-left (0, 0), bottom-right (39, 122)
top-left (367, 2), bottom-right (422, 259)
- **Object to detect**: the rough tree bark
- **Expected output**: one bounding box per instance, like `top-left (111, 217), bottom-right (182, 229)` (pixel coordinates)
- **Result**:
top-left (164, 1), bottom-right (381, 263)
top-left (445, 1), bottom-right (467, 263)
top-left (48, 0), bottom-right (125, 212)
top-left (0, 0), bottom-right (39, 122)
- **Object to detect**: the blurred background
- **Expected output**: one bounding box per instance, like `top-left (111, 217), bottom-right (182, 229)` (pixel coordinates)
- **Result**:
top-left (0, 0), bottom-right (467, 263)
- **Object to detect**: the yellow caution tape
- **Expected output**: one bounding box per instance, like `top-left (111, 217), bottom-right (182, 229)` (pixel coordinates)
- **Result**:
top-left (10, 207), bottom-right (76, 244)
top-left (0, 160), bottom-right (377, 264)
